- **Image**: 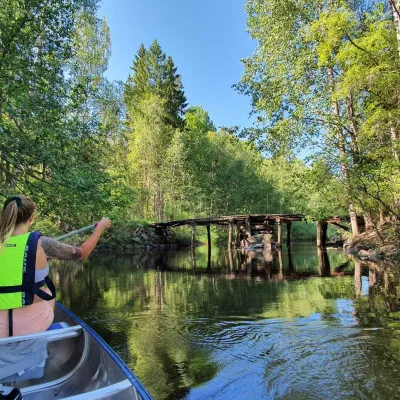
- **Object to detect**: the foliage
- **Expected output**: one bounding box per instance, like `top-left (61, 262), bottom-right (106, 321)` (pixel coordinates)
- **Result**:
top-left (0, 0), bottom-right (129, 231)
top-left (3, 0), bottom-right (397, 248)
top-left (236, 0), bottom-right (400, 230)
top-left (124, 40), bottom-right (187, 129)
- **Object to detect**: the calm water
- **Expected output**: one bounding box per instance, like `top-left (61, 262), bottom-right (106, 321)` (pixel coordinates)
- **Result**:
top-left (51, 245), bottom-right (400, 400)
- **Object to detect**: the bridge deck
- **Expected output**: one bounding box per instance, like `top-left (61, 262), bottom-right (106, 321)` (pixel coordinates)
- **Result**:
top-left (150, 213), bottom-right (353, 249)
top-left (150, 214), bottom-right (306, 228)
top-left (150, 214), bottom-right (350, 228)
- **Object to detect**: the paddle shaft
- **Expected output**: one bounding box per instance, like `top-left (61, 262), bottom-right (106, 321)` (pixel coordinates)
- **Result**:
top-left (55, 224), bottom-right (97, 241)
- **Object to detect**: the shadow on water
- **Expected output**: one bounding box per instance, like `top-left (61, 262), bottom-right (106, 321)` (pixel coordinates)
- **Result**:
top-left (51, 245), bottom-right (400, 400)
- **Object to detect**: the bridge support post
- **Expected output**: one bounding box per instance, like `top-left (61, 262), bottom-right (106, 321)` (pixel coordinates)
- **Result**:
top-left (322, 221), bottom-right (327, 246)
top-left (288, 247), bottom-right (294, 273)
top-left (317, 247), bottom-right (331, 276)
top-left (234, 225), bottom-right (240, 248)
top-left (317, 222), bottom-right (321, 247)
top-left (286, 221), bottom-right (291, 247)
top-left (191, 223), bottom-right (196, 248)
top-left (228, 222), bottom-right (233, 250)
top-left (277, 249), bottom-right (283, 280)
top-left (207, 224), bottom-right (211, 268)
top-left (190, 223), bottom-right (197, 269)
top-left (277, 218), bottom-right (282, 247)
top-left (317, 221), bottom-right (328, 247)
top-left (246, 217), bottom-right (251, 236)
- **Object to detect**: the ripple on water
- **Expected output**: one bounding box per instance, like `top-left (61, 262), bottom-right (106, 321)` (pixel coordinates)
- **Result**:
top-left (183, 316), bottom-right (400, 400)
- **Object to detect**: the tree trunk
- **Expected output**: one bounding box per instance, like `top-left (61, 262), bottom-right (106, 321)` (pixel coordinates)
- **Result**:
top-left (327, 67), bottom-right (359, 236)
top-left (390, 124), bottom-right (399, 162)
top-left (0, 156), bottom-right (4, 186)
top-left (364, 212), bottom-right (374, 231)
top-left (42, 163), bottom-right (47, 181)
top-left (390, 0), bottom-right (400, 58)
top-left (349, 204), bottom-right (359, 236)
top-left (5, 160), bottom-right (11, 187)
top-left (379, 208), bottom-right (385, 228)
top-left (354, 260), bottom-right (362, 297)
top-left (389, 0), bottom-right (400, 160)
top-left (153, 184), bottom-right (164, 221)
top-left (346, 93), bottom-right (359, 158)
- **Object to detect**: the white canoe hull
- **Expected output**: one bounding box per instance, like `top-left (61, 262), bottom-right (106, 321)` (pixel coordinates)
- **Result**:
top-left (0, 303), bottom-right (152, 400)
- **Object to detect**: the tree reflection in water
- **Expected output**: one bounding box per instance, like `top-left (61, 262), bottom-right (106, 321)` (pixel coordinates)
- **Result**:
top-left (51, 245), bottom-right (400, 400)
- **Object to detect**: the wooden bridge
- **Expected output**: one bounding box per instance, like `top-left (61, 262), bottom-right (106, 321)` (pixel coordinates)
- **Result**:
top-left (150, 213), bottom-right (353, 250)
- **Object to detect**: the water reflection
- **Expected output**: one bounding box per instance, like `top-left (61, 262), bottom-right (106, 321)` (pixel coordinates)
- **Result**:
top-left (92, 245), bottom-right (352, 281)
top-left (51, 246), bottom-right (400, 400)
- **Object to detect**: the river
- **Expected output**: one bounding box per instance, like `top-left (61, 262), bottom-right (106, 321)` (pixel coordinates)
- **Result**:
top-left (51, 245), bottom-right (400, 400)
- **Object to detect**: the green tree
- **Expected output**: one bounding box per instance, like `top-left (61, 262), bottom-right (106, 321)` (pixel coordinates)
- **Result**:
top-left (128, 94), bottom-right (173, 220)
top-left (0, 0), bottom-right (128, 231)
top-left (236, 0), bottom-right (400, 232)
top-left (124, 40), bottom-right (187, 129)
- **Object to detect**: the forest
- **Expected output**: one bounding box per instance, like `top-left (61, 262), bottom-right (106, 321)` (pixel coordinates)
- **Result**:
top-left (0, 0), bottom-right (399, 244)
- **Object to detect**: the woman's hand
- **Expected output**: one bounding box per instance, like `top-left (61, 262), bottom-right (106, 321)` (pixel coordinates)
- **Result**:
top-left (78, 218), bottom-right (112, 260)
top-left (95, 217), bottom-right (112, 232)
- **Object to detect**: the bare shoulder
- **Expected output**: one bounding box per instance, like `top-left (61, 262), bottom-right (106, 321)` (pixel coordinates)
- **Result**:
top-left (36, 238), bottom-right (48, 269)
top-left (40, 236), bottom-right (82, 260)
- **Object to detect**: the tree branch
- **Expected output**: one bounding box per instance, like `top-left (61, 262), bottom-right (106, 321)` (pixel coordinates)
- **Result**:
top-left (344, 33), bottom-right (372, 55)
top-left (351, 171), bottom-right (400, 220)
top-left (303, 116), bottom-right (354, 136)
top-left (0, 0), bottom-right (51, 60)
top-left (389, 0), bottom-right (400, 20)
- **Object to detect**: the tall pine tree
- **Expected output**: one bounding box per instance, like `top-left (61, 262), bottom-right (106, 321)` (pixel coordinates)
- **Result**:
top-left (124, 40), bottom-right (187, 128)
top-left (124, 41), bottom-right (187, 219)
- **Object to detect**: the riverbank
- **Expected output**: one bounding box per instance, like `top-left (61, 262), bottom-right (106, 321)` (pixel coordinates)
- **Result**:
top-left (344, 223), bottom-right (400, 261)
top-left (95, 221), bottom-right (178, 251)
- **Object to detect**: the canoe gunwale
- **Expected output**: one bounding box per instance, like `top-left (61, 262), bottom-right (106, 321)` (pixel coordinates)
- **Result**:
top-left (57, 379), bottom-right (133, 400)
top-left (0, 325), bottom-right (82, 345)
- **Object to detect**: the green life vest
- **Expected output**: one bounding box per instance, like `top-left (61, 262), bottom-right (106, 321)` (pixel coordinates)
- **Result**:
top-left (0, 232), bottom-right (56, 310)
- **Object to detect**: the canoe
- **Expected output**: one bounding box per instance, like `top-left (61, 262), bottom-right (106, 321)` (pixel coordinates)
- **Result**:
top-left (0, 302), bottom-right (153, 400)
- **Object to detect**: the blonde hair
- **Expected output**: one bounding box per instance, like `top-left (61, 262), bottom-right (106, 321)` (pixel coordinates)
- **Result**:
top-left (0, 195), bottom-right (35, 249)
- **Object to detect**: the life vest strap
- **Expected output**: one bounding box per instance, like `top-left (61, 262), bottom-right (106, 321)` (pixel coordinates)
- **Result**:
top-left (0, 277), bottom-right (56, 301)
top-left (0, 281), bottom-right (45, 294)
top-left (31, 276), bottom-right (56, 302)
top-left (8, 309), bottom-right (13, 337)
top-left (0, 285), bottom-right (25, 294)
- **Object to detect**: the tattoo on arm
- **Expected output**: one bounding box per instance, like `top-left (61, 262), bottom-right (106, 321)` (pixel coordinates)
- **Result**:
top-left (41, 237), bottom-right (82, 260)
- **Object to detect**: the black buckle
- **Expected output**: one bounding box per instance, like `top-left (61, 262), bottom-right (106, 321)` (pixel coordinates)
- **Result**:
top-left (22, 281), bottom-right (44, 293)
top-left (0, 386), bottom-right (23, 399)
top-left (22, 283), bottom-right (35, 293)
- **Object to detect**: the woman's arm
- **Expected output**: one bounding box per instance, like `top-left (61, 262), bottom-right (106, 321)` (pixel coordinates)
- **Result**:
top-left (41, 218), bottom-right (111, 261)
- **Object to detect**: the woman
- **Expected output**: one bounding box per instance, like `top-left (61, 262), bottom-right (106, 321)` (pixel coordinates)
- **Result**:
top-left (0, 195), bottom-right (111, 338)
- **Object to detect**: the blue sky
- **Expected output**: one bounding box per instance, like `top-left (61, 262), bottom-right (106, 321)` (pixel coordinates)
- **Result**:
top-left (98, 0), bottom-right (256, 129)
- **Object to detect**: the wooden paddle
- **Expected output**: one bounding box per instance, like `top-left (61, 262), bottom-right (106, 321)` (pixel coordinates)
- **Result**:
top-left (55, 223), bottom-right (98, 241)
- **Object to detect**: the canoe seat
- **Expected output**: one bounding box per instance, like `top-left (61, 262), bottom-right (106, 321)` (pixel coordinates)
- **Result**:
top-left (0, 323), bottom-right (82, 345)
